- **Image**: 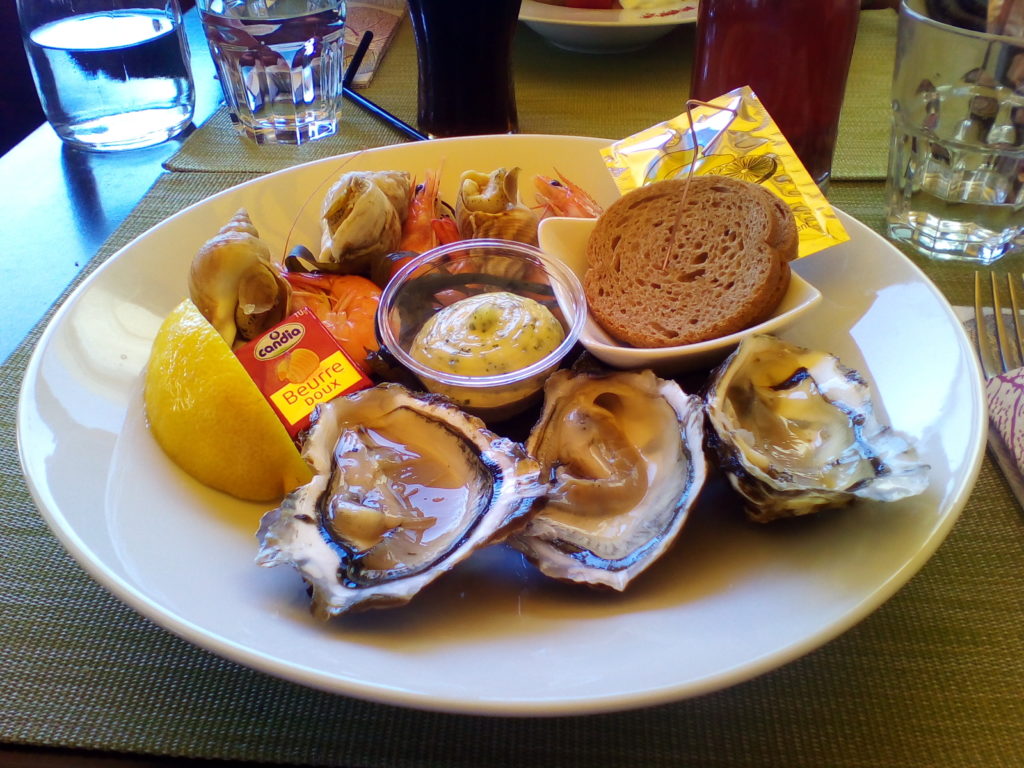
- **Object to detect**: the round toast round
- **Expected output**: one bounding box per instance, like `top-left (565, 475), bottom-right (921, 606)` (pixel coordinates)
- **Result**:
top-left (584, 176), bottom-right (798, 348)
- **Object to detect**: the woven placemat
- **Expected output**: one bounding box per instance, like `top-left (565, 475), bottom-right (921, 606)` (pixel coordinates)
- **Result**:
top-left (833, 10), bottom-right (899, 181)
top-left (827, 181), bottom-right (1024, 304)
top-left (167, 11), bottom-right (897, 180)
top-left (1, 172), bottom-right (1022, 766)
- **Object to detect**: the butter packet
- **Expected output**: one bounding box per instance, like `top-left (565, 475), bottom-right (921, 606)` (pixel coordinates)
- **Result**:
top-left (235, 308), bottom-right (372, 440)
top-left (600, 86), bottom-right (849, 257)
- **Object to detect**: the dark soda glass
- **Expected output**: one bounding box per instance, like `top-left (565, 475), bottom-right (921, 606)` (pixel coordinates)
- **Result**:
top-left (407, 0), bottom-right (521, 138)
top-left (690, 0), bottom-right (860, 185)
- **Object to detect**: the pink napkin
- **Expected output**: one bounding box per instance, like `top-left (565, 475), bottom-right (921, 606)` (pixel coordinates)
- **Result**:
top-left (960, 304), bottom-right (1024, 506)
top-left (985, 370), bottom-right (1024, 506)
top-left (344, 0), bottom-right (407, 88)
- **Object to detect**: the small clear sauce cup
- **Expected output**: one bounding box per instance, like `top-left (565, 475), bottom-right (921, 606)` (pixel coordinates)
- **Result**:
top-left (377, 239), bottom-right (587, 421)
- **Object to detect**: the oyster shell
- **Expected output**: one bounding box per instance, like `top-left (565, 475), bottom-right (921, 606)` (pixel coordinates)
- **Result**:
top-left (704, 334), bottom-right (929, 522)
top-left (256, 383), bottom-right (543, 618)
top-left (510, 366), bottom-right (707, 591)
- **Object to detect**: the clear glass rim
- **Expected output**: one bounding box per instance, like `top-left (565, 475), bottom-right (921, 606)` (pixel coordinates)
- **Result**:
top-left (901, 0), bottom-right (1023, 43)
top-left (377, 238), bottom-right (588, 389)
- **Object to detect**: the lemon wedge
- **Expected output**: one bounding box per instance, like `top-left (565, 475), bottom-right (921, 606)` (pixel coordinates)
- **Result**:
top-left (143, 298), bottom-right (312, 502)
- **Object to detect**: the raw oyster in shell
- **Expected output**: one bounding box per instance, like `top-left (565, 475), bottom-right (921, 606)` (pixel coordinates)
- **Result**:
top-left (704, 334), bottom-right (929, 522)
top-left (256, 383), bottom-right (543, 618)
top-left (510, 366), bottom-right (707, 591)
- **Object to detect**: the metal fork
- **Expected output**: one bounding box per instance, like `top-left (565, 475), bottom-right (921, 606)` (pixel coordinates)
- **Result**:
top-left (973, 271), bottom-right (1024, 508)
top-left (974, 271), bottom-right (1024, 378)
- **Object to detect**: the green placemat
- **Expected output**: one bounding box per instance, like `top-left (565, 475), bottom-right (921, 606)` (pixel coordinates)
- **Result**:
top-left (167, 11), bottom-right (897, 180)
top-left (1, 172), bottom-right (1023, 767)
top-left (833, 10), bottom-right (899, 181)
top-left (828, 181), bottom-right (1024, 304)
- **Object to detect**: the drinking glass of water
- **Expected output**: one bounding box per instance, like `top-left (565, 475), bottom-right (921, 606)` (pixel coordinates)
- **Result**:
top-left (197, 0), bottom-right (346, 145)
top-left (17, 0), bottom-right (196, 152)
top-left (886, 0), bottom-right (1024, 264)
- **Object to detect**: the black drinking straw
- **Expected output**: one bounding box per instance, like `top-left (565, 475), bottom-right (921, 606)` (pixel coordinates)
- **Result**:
top-left (342, 31), bottom-right (428, 142)
top-left (343, 30), bottom-right (373, 89)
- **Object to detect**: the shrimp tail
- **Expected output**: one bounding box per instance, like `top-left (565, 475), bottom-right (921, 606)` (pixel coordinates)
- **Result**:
top-left (431, 217), bottom-right (461, 246)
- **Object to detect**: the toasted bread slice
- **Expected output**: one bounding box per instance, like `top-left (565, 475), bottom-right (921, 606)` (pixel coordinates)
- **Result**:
top-left (584, 176), bottom-right (797, 348)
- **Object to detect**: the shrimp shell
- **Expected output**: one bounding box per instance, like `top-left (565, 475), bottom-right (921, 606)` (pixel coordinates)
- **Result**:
top-left (399, 170), bottom-right (443, 254)
top-left (188, 209), bottom-right (291, 348)
top-left (533, 171), bottom-right (604, 219)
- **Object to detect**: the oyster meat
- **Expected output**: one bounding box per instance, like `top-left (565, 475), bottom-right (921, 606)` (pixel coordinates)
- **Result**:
top-left (256, 383), bottom-right (543, 618)
top-left (704, 334), bottom-right (929, 522)
top-left (510, 366), bottom-right (707, 591)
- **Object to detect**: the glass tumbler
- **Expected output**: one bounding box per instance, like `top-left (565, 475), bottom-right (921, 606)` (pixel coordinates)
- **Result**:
top-left (885, 0), bottom-right (1024, 264)
top-left (198, 0), bottom-right (346, 145)
top-left (17, 0), bottom-right (195, 152)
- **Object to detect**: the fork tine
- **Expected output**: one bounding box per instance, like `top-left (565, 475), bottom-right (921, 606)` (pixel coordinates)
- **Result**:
top-left (1008, 274), bottom-right (1024, 367)
top-left (992, 272), bottom-right (1022, 373)
top-left (975, 271), bottom-right (1001, 379)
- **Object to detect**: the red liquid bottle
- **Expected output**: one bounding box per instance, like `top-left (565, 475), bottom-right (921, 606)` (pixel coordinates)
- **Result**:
top-left (690, 0), bottom-right (860, 186)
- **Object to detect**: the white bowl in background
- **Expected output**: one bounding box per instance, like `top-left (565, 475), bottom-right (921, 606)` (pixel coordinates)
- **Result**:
top-left (519, 0), bottom-right (698, 54)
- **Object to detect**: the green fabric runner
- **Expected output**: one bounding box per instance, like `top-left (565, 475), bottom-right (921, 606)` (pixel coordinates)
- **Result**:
top-left (167, 11), bottom-right (897, 179)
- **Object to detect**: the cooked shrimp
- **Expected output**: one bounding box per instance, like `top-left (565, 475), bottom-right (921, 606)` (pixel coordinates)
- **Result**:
top-left (532, 171), bottom-right (604, 219)
top-left (399, 170), bottom-right (442, 253)
top-left (431, 216), bottom-right (461, 247)
top-left (284, 272), bottom-right (382, 370)
top-left (399, 170), bottom-right (463, 254)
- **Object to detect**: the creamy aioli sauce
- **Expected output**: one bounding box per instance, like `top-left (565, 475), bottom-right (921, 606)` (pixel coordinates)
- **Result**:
top-left (410, 291), bottom-right (565, 377)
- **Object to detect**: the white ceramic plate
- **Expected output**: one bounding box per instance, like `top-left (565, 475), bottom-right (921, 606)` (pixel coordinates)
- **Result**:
top-left (519, 0), bottom-right (697, 54)
top-left (538, 216), bottom-right (822, 373)
top-left (18, 134), bottom-right (985, 717)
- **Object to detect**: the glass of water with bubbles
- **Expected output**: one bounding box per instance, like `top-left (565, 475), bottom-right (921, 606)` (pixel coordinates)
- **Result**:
top-left (886, 0), bottom-right (1024, 265)
top-left (17, 0), bottom-right (196, 152)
